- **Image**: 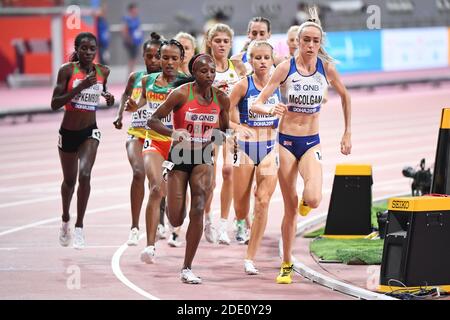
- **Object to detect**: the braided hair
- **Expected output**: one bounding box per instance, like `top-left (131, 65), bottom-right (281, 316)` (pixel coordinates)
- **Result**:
top-left (158, 39), bottom-right (185, 60)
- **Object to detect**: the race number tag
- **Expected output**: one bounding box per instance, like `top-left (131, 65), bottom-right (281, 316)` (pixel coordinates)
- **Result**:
top-left (143, 138), bottom-right (152, 152)
top-left (91, 129), bottom-right (101, 142)
top-left (232, 148), bottom-right (241, 167)
top-left (314, 149), bottom-right (322, 162)
top-left (275, 152), bottom-right (280, 168)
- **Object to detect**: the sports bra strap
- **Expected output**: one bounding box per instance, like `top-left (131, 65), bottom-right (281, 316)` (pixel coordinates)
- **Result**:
top-left (188, 82), bottom-right (195, 101)
top-left (212, 87), bottom-right (219, 105)
top-left (95, 64), bottom-right (103, 77)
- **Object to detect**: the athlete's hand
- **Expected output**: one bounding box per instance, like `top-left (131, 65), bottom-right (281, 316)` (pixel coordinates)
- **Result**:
top-left (340, 132), bottom-right (352, 155)
top-left (113, 116), bottom-right (123, 130)
top-left (80, 70), bottom-right (97, 90)
top-left (125, 98), bottom-right (138, 112)
top-left (171, 129), bottom-right (191, 143)
top-left (102, 91), bottom-right (115, 106)
top-left (270, 103), bottom-right (287, 117)
top-left (235, 124), bottom-right (254, 139)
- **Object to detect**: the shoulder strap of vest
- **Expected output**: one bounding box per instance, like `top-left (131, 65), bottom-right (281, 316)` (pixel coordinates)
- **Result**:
top-left (188, 82), bottom-right (195, 101)
top-left (94, 64), bottom-right (104, 78)
top-left (212, 87), bottom-right (219, 105)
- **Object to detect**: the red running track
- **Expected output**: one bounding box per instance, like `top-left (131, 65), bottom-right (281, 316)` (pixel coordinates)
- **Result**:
top-left (0, 83), bottom-right (448, 300)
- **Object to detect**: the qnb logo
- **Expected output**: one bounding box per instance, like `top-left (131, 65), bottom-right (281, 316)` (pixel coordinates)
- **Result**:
top-left (186, 113), bottom-right (218, 123)
top-left (391, 200), bottom-right (410, 210)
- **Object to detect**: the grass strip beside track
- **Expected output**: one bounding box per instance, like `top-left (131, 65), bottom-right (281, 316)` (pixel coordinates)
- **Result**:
top-left (306, 200), bottom-right (389, 264)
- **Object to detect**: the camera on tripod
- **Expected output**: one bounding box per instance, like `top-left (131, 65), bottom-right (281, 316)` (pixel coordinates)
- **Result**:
top-left (402, 158), bottom-right (432, 196)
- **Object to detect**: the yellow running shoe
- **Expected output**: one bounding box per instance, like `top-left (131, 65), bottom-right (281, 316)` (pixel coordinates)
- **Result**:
top-left (276, 262), bottom-right (294, 284)
top-left (298, 199), bottom-right (311, 216)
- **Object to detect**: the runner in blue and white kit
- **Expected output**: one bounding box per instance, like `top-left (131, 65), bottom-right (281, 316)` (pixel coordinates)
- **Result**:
top-left (229, 40), bottom-right (281, 275)
top-left (250, 7), bottom-right (352, 284)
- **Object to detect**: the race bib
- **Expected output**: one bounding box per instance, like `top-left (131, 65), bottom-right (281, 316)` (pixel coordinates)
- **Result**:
top-left (91, 129), bottom-right (101, 141)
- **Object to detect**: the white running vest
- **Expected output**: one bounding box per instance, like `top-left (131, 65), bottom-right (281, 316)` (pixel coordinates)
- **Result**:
top-left (281, 57), bottom-right (328, 114)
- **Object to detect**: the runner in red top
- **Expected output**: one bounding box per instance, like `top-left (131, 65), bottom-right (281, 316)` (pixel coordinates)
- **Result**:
top-left (149, 53), bottom-right (230, 284)
top-left (51, 32), bottom-right (114, 250)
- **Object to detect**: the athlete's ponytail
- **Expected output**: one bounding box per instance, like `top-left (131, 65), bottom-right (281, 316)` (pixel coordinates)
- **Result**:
top-left (297, 6), bottom-right (334, 63)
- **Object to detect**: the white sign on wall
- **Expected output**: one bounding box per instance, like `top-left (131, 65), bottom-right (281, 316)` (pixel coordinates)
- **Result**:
top-left (381, 27), bottom-right (449, 71)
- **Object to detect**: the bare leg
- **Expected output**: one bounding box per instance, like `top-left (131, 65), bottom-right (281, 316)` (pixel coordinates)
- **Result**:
top-left (126, 138), bottom-right (145, 229)
top-left (143, 151), bottom-right (165, 246)
top-left (246, 151), bottom-right (278, 261)
top-left (58, 150), bottom-right (78, 223)
top-left (75, 139), bottom-right (99, 228)
top-left (183, 164), bottom-right (214, 269)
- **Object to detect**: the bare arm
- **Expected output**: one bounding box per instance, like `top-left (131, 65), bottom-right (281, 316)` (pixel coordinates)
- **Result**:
top-left (125, 76), bottom-right (148, 112)
top-left (251, 60), bottom-right (289, 116)
top-left (114, 72), bottom-right (136, 129)
top-left (230, 58), bottom-right (248, 78)
top-left (51, 64), bottom-right (95, 110)
top-left (228, 78), bottom-right (245, 129)
top-left (230, 52), bottom-right (244, 62)
top-left (216, 89), bottom-right (230, 132)
top-left (273, 53), bottom-right (285, 66)
top-left (326, 62), bottom-right (352, 155)
top-left (99, 66), bottom-right (114, 106)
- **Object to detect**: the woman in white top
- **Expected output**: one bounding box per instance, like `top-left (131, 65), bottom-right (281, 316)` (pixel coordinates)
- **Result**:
top-left (203, 23), bottom-right (247, 245)
top-left (251, 7), bottom-right (352, 284)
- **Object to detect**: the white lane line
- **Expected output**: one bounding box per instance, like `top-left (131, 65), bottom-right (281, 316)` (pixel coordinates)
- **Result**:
top-left (0, 183), bottom-right (222, 209)
top-left (0, 203), bottom-right (128, 237)
top-left (111, 234), bottom-right (160, 300)
top-left (0, 195), bottom-right (62, 209)
top-left (0, 162), bottom-right (125, 180)
top-left (288, 192), bottom-right (407, 300)
top-left (0, 186), bottom-right (128, 209)
top-left (0, 173), bottom-right (131, 193)
top-left (111, 208), bottom-right (221, 300)
top-left (111, 176), bottom-right (412, 300)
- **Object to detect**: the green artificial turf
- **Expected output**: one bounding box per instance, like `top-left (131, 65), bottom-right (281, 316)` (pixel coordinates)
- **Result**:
top-left (305, 200), bottom-right (389, 265)
top-left (310, 238), bottom-right (384, 265)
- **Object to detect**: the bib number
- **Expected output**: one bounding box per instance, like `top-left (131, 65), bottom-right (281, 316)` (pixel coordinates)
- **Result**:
top-left (91, 129), bottom-right (101, 142)
top-left (143, 138), bottom-right (152, 152)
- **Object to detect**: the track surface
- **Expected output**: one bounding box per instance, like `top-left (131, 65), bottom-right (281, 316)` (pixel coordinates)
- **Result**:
top-left (0, 83), bottom-right (447, 300)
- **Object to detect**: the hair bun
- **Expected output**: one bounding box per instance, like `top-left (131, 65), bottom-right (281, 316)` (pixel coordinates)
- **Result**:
top-left (150, 32), bottom-right (161, 41)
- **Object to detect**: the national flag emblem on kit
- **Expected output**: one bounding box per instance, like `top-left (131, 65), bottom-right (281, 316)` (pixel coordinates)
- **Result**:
top-left (283, 140), bottom-right (293, 146)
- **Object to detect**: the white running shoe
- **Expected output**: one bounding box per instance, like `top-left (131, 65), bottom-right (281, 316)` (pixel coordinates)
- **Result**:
top-left (156, 224), bottom-right (166, 240)
top-left (244, 259), bottom-right (259, 275)
top-left (140, 245), bottom-right (156, 264)
top-left (204, 222), bottom-right (217, 243)
top-left (126, 227), bottom-right (139, 246)
top-left (180, 268), bottom-right (202, 284)
top-left (73, 227), bottom-right (85, 250)
top-left (218, 229), bottom-right (231, 245)
top-left (167, 232), bottom-right (182, 247)
top-left (59, 221), bottom-right (71, 247)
